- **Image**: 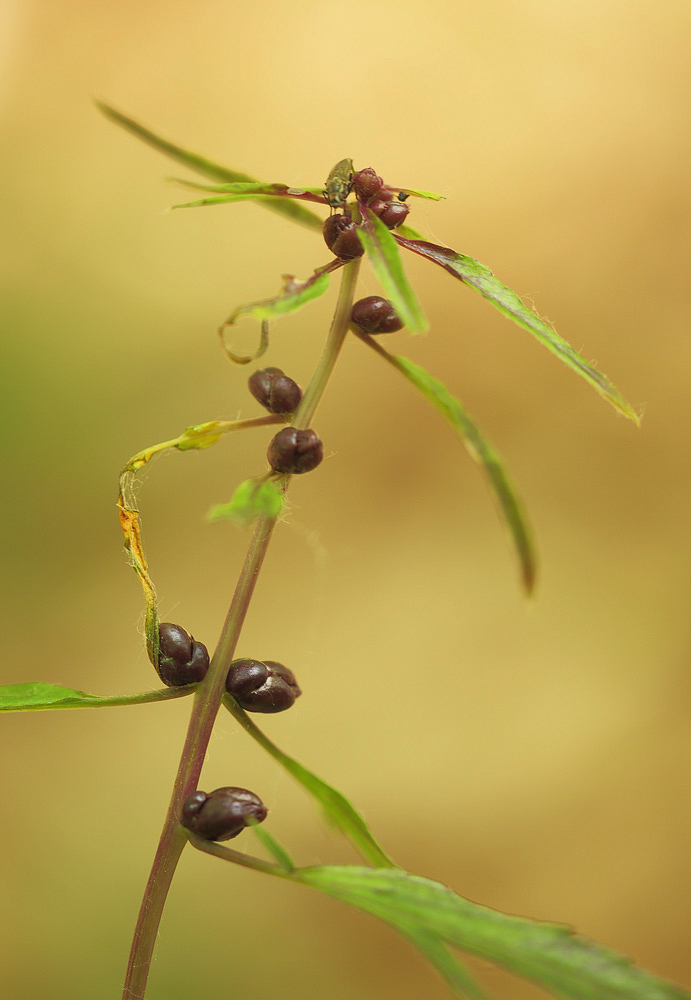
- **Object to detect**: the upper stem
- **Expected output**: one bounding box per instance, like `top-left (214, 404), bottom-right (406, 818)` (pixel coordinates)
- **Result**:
top-left (121, 254), bottom-right (361, 1000)
top-left (292, 256), bottom-right (361, 430)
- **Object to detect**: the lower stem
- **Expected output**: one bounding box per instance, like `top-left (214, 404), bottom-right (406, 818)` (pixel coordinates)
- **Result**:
top-left (121, 254), bottom-right (361, 1000)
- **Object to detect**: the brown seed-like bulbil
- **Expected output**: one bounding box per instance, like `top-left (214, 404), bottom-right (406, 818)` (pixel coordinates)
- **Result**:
top-left (267, 427), bottom-right (323, 475)
top-left (157, 623), bottom-right (210, 687)
top-left (226, 658), bottom-right (301, 713)
top-left (352, 167), bottom-right (383, 204)
top-left (351, 296), bottom-right (403, 335)
top-left (248, 368), bottom-right (302, 413)
top-left (371, 199), bottom-right (409, 229)
top-left (180, 787), bottom-right (267, 842)
top-left (322, 213), bottom-right (364, 261)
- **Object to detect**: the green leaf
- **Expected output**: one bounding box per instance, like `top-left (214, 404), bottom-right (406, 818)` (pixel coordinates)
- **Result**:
top-left (174, 421), bottom-right (225, 451)
top-left (95, 102), bottom-right (324, 232)
top-left (356, 335), bottom-right (536, 593)
top-left (0, 682), bottom-right (193, 712)
top-left (395, 237), bottom-right (640, 424)
top-left (396, 223), bottom-right (429, 240)
top-left (357, 208), bottom-right (428, 333)
top-left (249, 823), bottom-right (295, 872)
top-left (223, 695), bottom-right (395, 868)
top-left (395, 187), bottom-right (445, 201)
top-left (223, 269), bottom-right (332, 327)
top-left (292, 867), bottom-right (689, 1000)
top-left (208, 478), bottom-right (284, 527)
top-left (399, 929), bottom-right (490, 1000)
top-left (170, 179), bottom-right (325, 210)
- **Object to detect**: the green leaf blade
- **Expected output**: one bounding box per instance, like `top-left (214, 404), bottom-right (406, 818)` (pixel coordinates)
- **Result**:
top-left (208, 478), bottom-right (284, 527)
top-left (395, 187), bottom-right (445, 201)
top-left (0, 682), bottom-right (193, 712)
top-left (96, 102), bottom-right (324, 231)
top-left (356, 336), bottom-right (536, 593)
top-left (170, 179), bottom-right (325, 204)
top-left (294, 867), bottom-right (689, 1000)
top-left (225, 270), bottom-right (331, 327)
top-left (249, 823), bottom-right (295, 872)
top-left (400, 930), bottom-right (491, 1000)
top-left (395, 237), bottom-right (640, 424)
top-left (357, 208), bottom-right (428, 333)
top-left (223, 696), bottom-right (395, 868)
top-left (396, 223), bottom-right (429, 240)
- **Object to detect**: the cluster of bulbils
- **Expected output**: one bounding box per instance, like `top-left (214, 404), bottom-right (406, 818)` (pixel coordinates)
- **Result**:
top-left (260, 168), bottom-right (407, 479)
top-left (323, 165), bottom-right (410, 261)
top-left (169, 166), bottom-right (406, 843)
top-left (157, 620), bottom-right (301, 842)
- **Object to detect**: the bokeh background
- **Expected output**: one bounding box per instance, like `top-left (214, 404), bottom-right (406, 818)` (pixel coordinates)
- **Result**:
top-left (1, 1), bottom-right (690, 998)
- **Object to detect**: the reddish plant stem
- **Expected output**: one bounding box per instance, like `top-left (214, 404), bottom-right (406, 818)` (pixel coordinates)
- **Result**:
top-left (121, 254), bottom-right (361, 1000)
top-left (121, 514), bottom-right (276, 1000)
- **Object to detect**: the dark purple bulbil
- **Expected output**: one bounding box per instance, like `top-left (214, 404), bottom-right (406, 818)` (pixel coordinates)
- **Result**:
top-left (322, 213), bottom-right (364, 260)
top-left (352, 167), bottom-right (383, 204)
top-left (248, 367), bottom-right (302, 413)
top-left (370, 199), bottom-right (409, 229)
top-left (351, 296), bottom-right (403, 335)
top-left (157, 623), bottom-right (209, 687)
top-left (226, 659), bottom-right (301, 713)
top-left (267, 427), bottom-right (323, 475)
top-left (180, 787), bottom-right (267, 842)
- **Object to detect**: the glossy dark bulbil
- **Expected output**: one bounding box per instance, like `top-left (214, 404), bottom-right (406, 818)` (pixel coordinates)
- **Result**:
top-left (226, 658), bottom-right (301, 713)
top-left (322, 213), bottom-right (364, 261)
top-left (267, 427), bottom-right (323, 475)
top-left (248, 367), bottom-right (302, 414)
top-left (180, 786), bottom-right (267, 842)
top-left (352, 167), bottom-right (383, 204)
top-left (157, 623), bottom-right (210, 687)
top-left (370, 198), bottom-right (409, 229)
top-left (351, 296), bottom-right (403, 335)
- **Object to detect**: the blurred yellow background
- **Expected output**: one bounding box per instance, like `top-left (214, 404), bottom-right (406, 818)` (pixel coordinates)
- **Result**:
top-left (1, 1), bottom-right (689, 998)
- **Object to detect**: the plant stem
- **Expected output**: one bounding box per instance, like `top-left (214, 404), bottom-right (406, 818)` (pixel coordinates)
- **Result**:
top-left (121, 254), bottom-right (361, 1000)
top-left (292, 255), bottom-right (361, 430)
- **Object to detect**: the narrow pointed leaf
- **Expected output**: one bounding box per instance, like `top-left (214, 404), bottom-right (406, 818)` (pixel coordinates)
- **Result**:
top-left (395, 237), bottom-right (639, 424)
top-left (356, 334), bottom-right (536, 593)
top-left (170, 178), bottom-right (325, 205)
top-left (394, 187), bottom-right (445, 201)
top-left (223, 695), bottom-right (395, 868)
top-left (223, 269), bottom-right (332, 327)
top-left (0, 682), bottom-right (193, 712)
top-left (96, 102), bottom-right (324, 231)
top-left (396, 223), bottom-right (428, 240)
top-left (357, 208), bottom-right (428, 332)
top-left (292, 867), bottom-right (689, 1000)
top-left (249, 823), bottom-right (296, 872)
top-left (208, 478), bottom-right (284, 526)
top-left (399, 929), bottom-right (490, 1000)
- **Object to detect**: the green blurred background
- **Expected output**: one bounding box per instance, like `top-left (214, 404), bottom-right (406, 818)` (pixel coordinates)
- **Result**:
top-left (1, 1), bottom-right (690, 997)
